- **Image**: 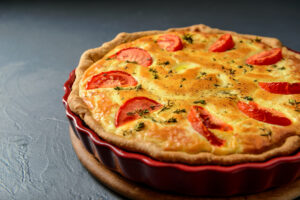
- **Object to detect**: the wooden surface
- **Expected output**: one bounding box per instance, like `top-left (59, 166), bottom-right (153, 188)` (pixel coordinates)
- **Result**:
top-left (70, 127), bottom-right (300, 200)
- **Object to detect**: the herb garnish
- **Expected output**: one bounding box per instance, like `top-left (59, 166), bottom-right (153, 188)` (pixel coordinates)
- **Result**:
top-left (159, 61), bottom-right (170, 65)
top-left (158, 100), bottom-right (174, 113)
top-left (289, 99), bottom-right (300, 112)
top-left (149, 68), bottom-right (159, 79)
top-left (114, 84), bottom-right (142, 91)
top-left (243, 96), bottom-right (253, 101)
top-left (183, 34), bottom-right (193, 44)
top-left (173, 109), bottom-right (186, 114)
top-left (260, 128), bottom-right (272, 139)
top-left (126, 60), bottom-right (138, 64)
top-left (246, 64), bottom-right (254, 71)
top-left (196, 72), bottom-right (207, 79)
top-left (126, 109), bottom-right (150, 117)
top-left (255, 37), bottom-right (261, 42)
top-left (166, 117), bottom-right (177, 123)
top-left (135, 122), bottom-right (145, 131)
top-left (229, 69), bottom-right (236, 75)
top-left (193, 100), bottom-right (206, 105)
top-left (137, 109), bottom-right (150, 117)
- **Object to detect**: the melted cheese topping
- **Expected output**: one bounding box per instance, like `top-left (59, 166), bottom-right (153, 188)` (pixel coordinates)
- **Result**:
top-left (79, 31), bottom-right (300, 155)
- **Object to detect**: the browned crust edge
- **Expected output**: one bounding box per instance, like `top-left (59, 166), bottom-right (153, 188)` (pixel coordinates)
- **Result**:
top-left (67, 24), bottom-right (300, 165)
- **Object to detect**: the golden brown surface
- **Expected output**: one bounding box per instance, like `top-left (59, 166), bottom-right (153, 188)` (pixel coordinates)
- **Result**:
top-left (68, 24), bottom-right (300, 165)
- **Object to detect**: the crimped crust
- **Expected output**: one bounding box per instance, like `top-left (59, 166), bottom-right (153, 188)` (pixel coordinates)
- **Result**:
top-left (68, 24), bottom-right (300, 165)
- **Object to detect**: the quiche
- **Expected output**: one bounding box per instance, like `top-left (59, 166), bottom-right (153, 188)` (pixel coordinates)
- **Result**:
top-left (68, 24), bottom-right (300, 165)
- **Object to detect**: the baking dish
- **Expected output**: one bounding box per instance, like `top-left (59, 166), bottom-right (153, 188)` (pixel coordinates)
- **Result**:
top-left (63, 67), bottom-right (300, 197)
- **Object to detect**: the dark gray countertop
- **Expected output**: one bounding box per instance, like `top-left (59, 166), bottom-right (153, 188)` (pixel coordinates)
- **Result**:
top-left (0, 1), bottom-right (300, 199)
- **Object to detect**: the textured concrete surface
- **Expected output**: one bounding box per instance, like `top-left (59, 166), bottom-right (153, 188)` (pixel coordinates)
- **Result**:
top-left (0, 1), bottom-right (299, 199)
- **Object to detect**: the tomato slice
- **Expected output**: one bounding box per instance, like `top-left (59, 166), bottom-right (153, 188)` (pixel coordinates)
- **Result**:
top-left (246, 48), bottom-right (282, 65)
top-left (188, 106), bottom-right (232, 146)
top-left (86, 71), bottom-right (138, 89)
top-left (157, 34), bottom-right (183, 52)
top-left (115, 97), bottom-right (162, 127)
top-left (237, 101), bottom-right (291, 126)
top-left (258, 82), bottom-right (300, 94)
top-left (112, 47), bottom-right (152, 67)
top-left (209, 33), bottom-right (235, 52)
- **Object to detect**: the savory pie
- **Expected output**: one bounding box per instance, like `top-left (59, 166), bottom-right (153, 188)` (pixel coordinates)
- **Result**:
top-left (68, 24), bottom-right (300, 165)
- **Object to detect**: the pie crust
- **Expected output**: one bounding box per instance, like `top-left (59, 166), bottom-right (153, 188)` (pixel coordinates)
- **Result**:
top-left (68, 24), bottom-right (300, 165)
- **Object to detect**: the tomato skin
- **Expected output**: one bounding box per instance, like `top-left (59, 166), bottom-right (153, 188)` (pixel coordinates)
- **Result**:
top-left (246, 48), bottom-right (282, 65)
top-left (237, 101), bottom-right (291, 126)
top-left (209, 33), bottom-right (235, 52)
top-left (258, 82), bottom-right (300, 94)
top-left (115, 97), bottom-right (162, 127)
top-left (112, 47), bottom-right (152, 67)
top-left (157, 34), bottom-right (183, 52)
top-left (188, 106), bottom-right (232, 146)
top-left (86, 71), bottom-right (138, 89)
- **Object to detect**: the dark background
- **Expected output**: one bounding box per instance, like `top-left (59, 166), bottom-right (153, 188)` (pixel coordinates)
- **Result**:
top-left (0, 1), bottom-right (300, 199)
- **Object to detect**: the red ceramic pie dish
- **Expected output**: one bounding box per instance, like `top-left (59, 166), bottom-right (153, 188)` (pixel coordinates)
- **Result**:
top-left (63, 64), bottom-right (300, 197)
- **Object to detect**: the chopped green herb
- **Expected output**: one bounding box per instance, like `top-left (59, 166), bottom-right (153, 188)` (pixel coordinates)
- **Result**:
top-left (122, 130), bottom-right (132, 136)
top-left (149, 68), bottom-right (157, 73)
top-left (255, 37), bottom-right (261, 42)
top-left (229, 69), bottom-right (236, 75)
top-left (239, 40), bottom-right (243, 43)
top-left (196, 72), bottom-right (207, 79)
top-left (158, 100), bottom-right (174, 113)
top-left (173, 109), bottom-right (186, 114)
top-left (135, 122), bottom-right (145, 131)
top-left (126, 112), bottom-right (135, 116)
top-left (105, 57), bottom-right (112, 60)
top-left (137, 109), bottom-right (149, 117)
top-left (278, 67), bottom-right (286, 70)
top-left (168, 70), bottom-right (173, 74)
top-left (243, 96), bottom-right (253, 101)
top-left (212, 58), bottom-right (216, 61)
top-left (161, 61), bottom-right (170, 65)
top-left (150, 105), bottom-right (156, 110)
top-left (260, 128), bottom-right (272, 139)
top-left (238, 65), bottom-right (243, 68)
top-left (126, 60), bottom-right (138, 64)
top-left (289, 99), bottom-right (300, 105)
top-left (114, 86), bottom-right (121, 90)
top-left (214, 84), bottom-right (220, 87)
top-left (113, 84), bottom-right (142, 91)
top-left (149, 68), bottom-right (159, 79)
top-left (266, 69), bottom-right (272, 72)
top-left (246, 64), bottom-right (254, 71)
top-left (289, 99), bottom-right (296, 105)
top-left (135, 84), bottom-right (142, 91)
top-left (193, 100), bottom-right (206, 105)
top-left (166, 117), bottom-right (177, 123)
top-left (272, 65), bottom-right (277, 68)
top-left (183, 34), bottom-right (193, 44)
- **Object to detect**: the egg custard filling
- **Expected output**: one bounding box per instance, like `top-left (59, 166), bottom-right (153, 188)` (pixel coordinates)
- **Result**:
top-left (69, 25), bottom-right (300, 165)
